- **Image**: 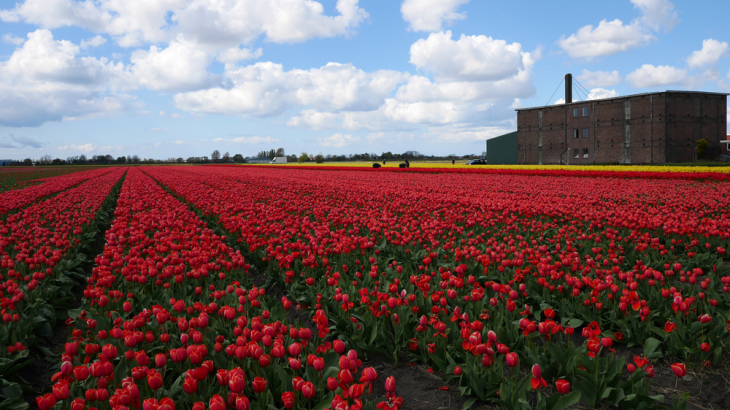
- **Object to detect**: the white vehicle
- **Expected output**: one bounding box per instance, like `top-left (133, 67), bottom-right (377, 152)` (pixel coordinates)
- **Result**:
top-left (270, 156), bottom-right (288, 164)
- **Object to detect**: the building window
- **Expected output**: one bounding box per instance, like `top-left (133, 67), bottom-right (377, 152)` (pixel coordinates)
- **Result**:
top-left (573, 108), bottom-right (579, 117)
top-left (583, 148), bottom-right (589, 158)
top-left (582, 107), bottom-right (588, 117)
top-left (574, 148), bottom-right (579, 158)
top-left (573, 129), bottom-right (579, 139)
top-left (583, 128), bottom-right (588, 138)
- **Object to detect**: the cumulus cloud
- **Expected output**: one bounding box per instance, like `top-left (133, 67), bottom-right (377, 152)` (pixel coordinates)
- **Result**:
top-left (174, 62), bottom-right (408, 117)
top-left (57, 143), bottom-right (119, 153)
top-left (576, 69), bottom-right (622, 88)
top-left (410, 31), bottom-right (525, 81)
top-left (2, 33), bottom-right (24, 45)
top-left (401, 0), bottom-right (470, 32)
top-left (686, 39), bottom-right (728, 70)
top-left (217, 47), bottom-right (263, 64)
top-left (586, 88), bottom-right (619, 100)
top-left (80, 35), bottom-right (106, 49)
top-left (318, 133), bottom-right (359, 148)
top-left (0, 29), bottom-right (131, 127)
top-left (625, 64), bottom-right (688, 88)
top-left (557, 20), bottom-right (654, 59)
top-left (631, 0), bottom-right (679, 33)
top-left (0, 0), bottom-right (367, 47)
top-left (130, 35), bottom-right (219, 92)
top-left (558, 1), bottom-right (679, 59)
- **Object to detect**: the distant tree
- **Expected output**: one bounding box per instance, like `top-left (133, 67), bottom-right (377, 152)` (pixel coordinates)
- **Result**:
top-left (211, 150), bottom-right (221, 162)
top-left (186, 157), bottom-right (197, 163)
top-left (23, 158), bottom-right (32, 166)
top-left (202, 156), bottom-right (209, 163)
top-left (176, 157), bottom-right (184, 163)
top-left (104, 154), bottom-right (114, 163)
top-left (287, 154), bottom-right (297, 162)
top-left (276, 147), bottom-right (285, 156)
top-left (297, 152), bottom-right (309, 163)
top-left (222, 152), bottom-right (231, 162)
top-left (232, 154), bottom-right (244, 163)
top-left (79, 154), bottom-right (88, 163)
top-left (315, 153), bottom-right (324, 163)
top-left (39, 154), bottom-right (52, 164)
top-left (117, 156), bottom-right (127, 163)
top-left (697, 139), bottom-right (709, 158)
top-left (130, 155), bottom-right (140, 164)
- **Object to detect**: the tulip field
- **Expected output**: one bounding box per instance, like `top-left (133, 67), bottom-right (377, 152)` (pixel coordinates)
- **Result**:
top-left (2, 165), bottom-right (730, 410)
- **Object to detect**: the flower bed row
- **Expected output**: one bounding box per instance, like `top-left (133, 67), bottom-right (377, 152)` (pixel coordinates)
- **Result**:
top-left (0, 168), bottom-right (115, 214)
top-left (145, 165), bottom-right (730, 409)
top-left (235, 164), bottom-right (730, 181)
top-left (0, 167), bottom-right (104, 194)
top-left (40, 167), bottom-right (400, 410)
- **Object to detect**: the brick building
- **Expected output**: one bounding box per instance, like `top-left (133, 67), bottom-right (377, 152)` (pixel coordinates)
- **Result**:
top-left (516, 74), bottom-right (728, 164)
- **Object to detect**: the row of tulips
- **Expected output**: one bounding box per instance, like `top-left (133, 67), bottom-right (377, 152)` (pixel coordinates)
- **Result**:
top-left (143, 165), bottom-right (730, 409)
top-left (1, 167), bottom-right (127, 351)
top-left (39, 167), bottom-right (402, 410)
top-left (1, 167), bottom-right (126, 410)
top-left (0, 167), bottom-right (115, 214)
top-left (237, 164), bottom-right (730, 181)
top-left (0, 166), bottom-right (103, 194)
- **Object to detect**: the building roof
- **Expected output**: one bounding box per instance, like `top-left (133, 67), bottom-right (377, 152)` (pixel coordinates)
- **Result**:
top-left (516, 90), bottom-right (729, 111)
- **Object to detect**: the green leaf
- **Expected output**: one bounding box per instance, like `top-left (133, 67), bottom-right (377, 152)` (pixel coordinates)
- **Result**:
top-left (552, 391), bottom-right (581, 410)
top-left (369, 322), bottom-right (378, 344)
top-left (462, 397), bottom-right (477, 410)
top-left (576, 380), bottom-right (596, 407)
top-left (643, 337), bottom-right (663, 360)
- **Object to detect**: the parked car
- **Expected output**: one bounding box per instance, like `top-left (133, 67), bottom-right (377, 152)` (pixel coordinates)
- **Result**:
top-left (465, 159), bottom-right (486, 165)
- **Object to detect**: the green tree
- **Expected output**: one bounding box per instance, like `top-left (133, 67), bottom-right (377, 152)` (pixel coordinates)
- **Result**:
top-left (232, 154), bottom-right (244, 163)
top-left (297, 152), bottom-right (309, 163)
top-left (117, 156), bottom-right (127, 163)
top-left (697, 139), bottom-right (709, 159)
top-left (315, 153), bottom-right (324, 163)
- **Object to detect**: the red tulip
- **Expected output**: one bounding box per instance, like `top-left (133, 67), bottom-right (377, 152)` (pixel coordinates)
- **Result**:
top-left (209, 395), bottom-right (226, 410)
top-left (148, 371), bottom-right (163, 390)
top-left (282, 391), bottom-right (295, 409)
top-left (671, 363), bottom-right (687, 378)
top-left (236, 395), bottom-right (250, 410)
top-left (555, 379), bottom-right (570, 394)
top-left (252, 377), bottom-right (267, 393)
top-left (385, 376), bottom-right (396, 393)
top-left (36, 393), bottom-right (57, 410)
top-left (505, 352), bottom-right (519, 367)
top-left (301, 381), bottom-right (316, 399)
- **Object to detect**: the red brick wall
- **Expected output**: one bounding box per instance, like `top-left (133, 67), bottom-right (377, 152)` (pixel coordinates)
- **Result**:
top-left (517, 92), bottom-right (726, 164)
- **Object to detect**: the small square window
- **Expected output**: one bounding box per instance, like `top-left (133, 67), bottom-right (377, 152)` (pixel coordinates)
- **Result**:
top-left (573, 108), bottom-right (579, 117)
top-left (583, 148), bottom-right (589, 158)
top-left (574, 148), bottom-right (579, 158)
top-left (583, 107), bottom-right (588, 116)
top-left (573, 129), bottom-right (579, 139)
top-left (583, 128), bottom-right (589, 138)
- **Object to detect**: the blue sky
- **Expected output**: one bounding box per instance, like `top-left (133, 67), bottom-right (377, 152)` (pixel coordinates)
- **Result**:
top-left (0, 0), bottom-right (728, 160)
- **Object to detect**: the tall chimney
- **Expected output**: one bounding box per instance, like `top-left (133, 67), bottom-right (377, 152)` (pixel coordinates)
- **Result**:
top-left (565, 73), bottom-right (572, 104)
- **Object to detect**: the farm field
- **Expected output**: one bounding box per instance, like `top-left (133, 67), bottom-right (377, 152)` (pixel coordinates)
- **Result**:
top-left (2, 165), bottom-right (730, 410)
top-left (0, 167), bottom-right (105, 194)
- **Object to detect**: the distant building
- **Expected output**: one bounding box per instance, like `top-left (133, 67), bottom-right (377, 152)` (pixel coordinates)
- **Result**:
top-left (516, 74), bottom-right (728, 164)
top-left (0, 159), bottom-right (14, 166)
top-left (246, 157), bottom-right (270, 163)
top-left (487, 132), bottom-right (518, 164)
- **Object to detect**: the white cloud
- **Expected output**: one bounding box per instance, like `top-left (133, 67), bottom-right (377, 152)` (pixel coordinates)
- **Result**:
top-left (2, 33), bottom-right (24, 45)
top-left (287, 110), bottom-right (339, 130)
top-left (631, 0), bottom-right (679, 33)
top-left (586, 88), bottom-right (619, 100)
top-left (1, 0), bottom-right (368, 47)
top-left (401, 0), bottom-right (470, 32)
top-left (410, 31), bottom-right (524, 81)
top-left (174, 62), bottom-right (408, 117)
top-left (158, 111), bottom-right (165, 116)
top-left (625, 64), bottom-right (688, 88)
top-left (318, 133), bottom-right (359, 148)
top-left (130, 35), bottom-right (219, 92)
top-left (80, 35), bottom-right (106, 49)
top-left (217, 47), bottom-right (263, 64)
top-left (686, 39), bottom-right (728, 70)
top-left (149, 127), bottom-right (168, 131)
top-left (577, 69), bottom-right (622, 88)
top-left (212, 136), bottom-right (279, 144)
top-left (0, 29), bottom-right (131, 127)
top-left (557, 19), bottom-right (654, 59)
top-left (170, 112), bottom-right (184, 119)
top-left (57, 143), bottom-right (116, 153)
top-left (554, 98), bottom-right (565, 105)
top-left (422, 125), bottom-right (513, 143)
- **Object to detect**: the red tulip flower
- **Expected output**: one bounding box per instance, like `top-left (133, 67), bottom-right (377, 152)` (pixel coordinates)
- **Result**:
top-left (282, 392), bottom-right (295, 409)
top-left (36, 393), bottom-right (57, 410)
top-left (385, 376), bottom-right (396, 393)
top-left (505, 352), bottom-right (519, 367)
top-left (530, 364), bottom-right (547, 389)
top-left (252, 377), bottom-right (267, 393)
top-left (671, 363), bottom-right (687, 378)
top-left (301, 381), bottom-right (316, 399)
top-left (555, 379), bottom-right (570, 394)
